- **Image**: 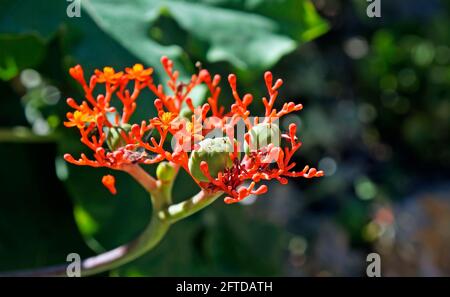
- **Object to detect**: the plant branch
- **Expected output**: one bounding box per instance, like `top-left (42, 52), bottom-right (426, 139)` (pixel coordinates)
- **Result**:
top-left (162, 190), bottom-right (223, 224)
top-left (1, 211), bottom-right (169, 277)
top-left (121, 164), bottom-right (158, 194)
top-left (0, 187), bottom-right (223, 276)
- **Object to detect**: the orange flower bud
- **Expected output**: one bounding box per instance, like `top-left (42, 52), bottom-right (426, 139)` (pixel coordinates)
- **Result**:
top-left (102, 175), bottom-right (117, 195)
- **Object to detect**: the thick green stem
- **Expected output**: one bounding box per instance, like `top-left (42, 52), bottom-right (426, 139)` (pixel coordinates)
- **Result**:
top-left (161, 190), bottom-right (223, 224)
top-left (2, 192), bottom-right (171, 277)
top-left (80, 211), bottom-right (170, 276)
top-left (0, 164), bottom-right (223, 277)
top-left (74, 178), bottom-right (175, 276)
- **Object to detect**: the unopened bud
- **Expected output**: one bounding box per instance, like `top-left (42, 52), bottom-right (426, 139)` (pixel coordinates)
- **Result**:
top-left (188, 137), bottom-right (234, 182)
top-left (245, 123), bottom-right (280, 154)
top-left (156, 161), bottom-right (176, 182)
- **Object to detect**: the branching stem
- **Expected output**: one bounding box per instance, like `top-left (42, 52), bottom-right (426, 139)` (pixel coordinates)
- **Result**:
top-left (0, 164), bottom-right (222, 277)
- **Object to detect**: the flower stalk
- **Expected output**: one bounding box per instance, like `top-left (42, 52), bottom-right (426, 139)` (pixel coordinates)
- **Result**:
top-left (0, 165), bottom-right (222, 277)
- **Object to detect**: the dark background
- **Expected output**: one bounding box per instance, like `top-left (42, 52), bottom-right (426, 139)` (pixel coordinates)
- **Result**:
top-left (0, 0), bottom-right (449, 276)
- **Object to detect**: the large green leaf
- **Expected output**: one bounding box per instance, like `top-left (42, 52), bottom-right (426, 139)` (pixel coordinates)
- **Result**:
top-left (0, 0), bottom-right (328, 74)
top-left (180, 0), bottom-right (330, 42)
top-left (83, 0), bottom-right (328, 71)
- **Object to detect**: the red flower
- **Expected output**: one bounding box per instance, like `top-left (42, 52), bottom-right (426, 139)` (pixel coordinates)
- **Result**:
top-left (64, 110), bottom-right (95, 129)
top-left (125, 64), bottom-right (153, 82)
top-left (64, 56), bottom-right (323, 199)
top-left (95, 67), bottom-right (123, 84)
top-left (151, 111), bottom-right (178, 131)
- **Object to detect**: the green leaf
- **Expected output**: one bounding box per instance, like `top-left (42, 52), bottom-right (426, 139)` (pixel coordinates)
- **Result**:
top-left (82, 0), bottom-right (182, 75)
top-left (166, 1), bottom-right (296, 70)
top-left (82, 0), bottom-right (328, 71)
top-left (242, 0), bottom-right (330, 42)
top-left (181, 0), bottom-right (330, 43)
top-left (0, 0), bottom-right (328, 74)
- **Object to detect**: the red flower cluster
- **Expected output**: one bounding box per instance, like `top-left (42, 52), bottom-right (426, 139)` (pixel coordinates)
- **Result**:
top-left (64, 57), bottom-right (323, 203)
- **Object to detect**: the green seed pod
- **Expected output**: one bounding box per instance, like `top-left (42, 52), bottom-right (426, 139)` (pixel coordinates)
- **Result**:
top-left (179, 107), bottom-right (193, 120)
top-left (245, 123), bottom-right (281, 154)
top-left (188, 137), bottom-right (234, 182)
top-left (156, 161), bottom-right (176, 182)
top-left (106, 123), bottom-right (131, 151)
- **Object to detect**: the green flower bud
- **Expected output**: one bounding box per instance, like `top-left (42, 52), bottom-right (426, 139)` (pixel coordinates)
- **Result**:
top-left (156, 161), bottom-right (176, 182)
top-left (188, 137), bottom-right (234, 182)
top-left (106, 123), bottom-right (131, 151)
top-left (245, 123), bottom-right (281, 154)
top-left (179, 107), bottom-right (193, 120)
